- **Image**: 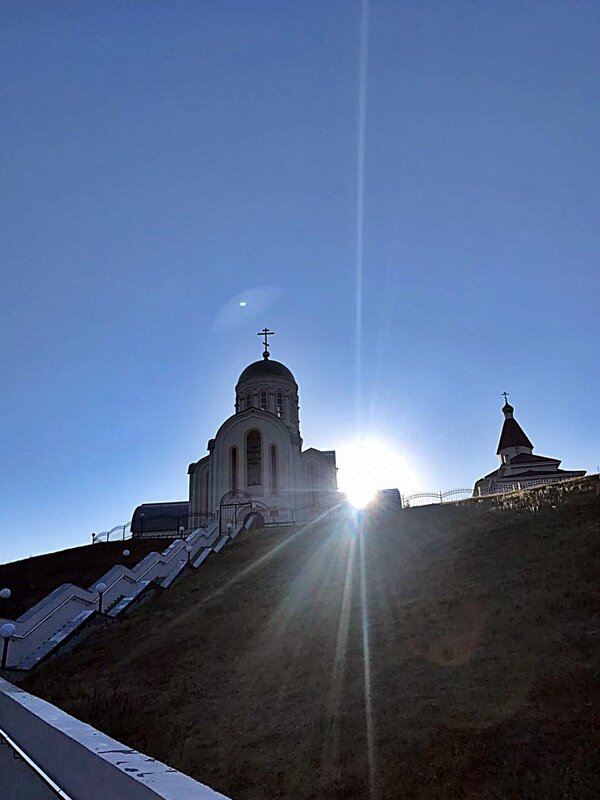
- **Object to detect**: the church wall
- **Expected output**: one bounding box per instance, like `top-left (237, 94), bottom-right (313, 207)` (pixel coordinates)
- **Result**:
top-left (208, 412), bottom-right (299, 515)
top-left (189, 457), bottom-right (210, 519)
top-left (297, 450), bottom-right (338, 518)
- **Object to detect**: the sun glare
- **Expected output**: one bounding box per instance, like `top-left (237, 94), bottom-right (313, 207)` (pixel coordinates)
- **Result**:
top-left (337, 438), bottom-right (415, 508)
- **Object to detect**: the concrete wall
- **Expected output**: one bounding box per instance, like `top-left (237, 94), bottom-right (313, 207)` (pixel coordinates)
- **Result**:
top-left (0, 678), bottom-right (229, 800)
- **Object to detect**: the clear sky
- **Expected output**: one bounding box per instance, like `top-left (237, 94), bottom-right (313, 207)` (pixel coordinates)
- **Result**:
top-left (1, 1), bottom-right (599, 563)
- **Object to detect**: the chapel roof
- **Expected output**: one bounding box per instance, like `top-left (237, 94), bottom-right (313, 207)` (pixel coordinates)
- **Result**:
top-left (496, 401), bottom-right (534, 454)
top-left (509, 453), bottom-right (559, 464)
top-left (497, 469), bottom-right (585, 480)
top-left (237, 356), bottom-right (297, 386)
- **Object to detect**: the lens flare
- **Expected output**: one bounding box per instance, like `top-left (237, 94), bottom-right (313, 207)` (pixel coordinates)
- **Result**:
top-left (337, 438), bottom-right (413, 509)
top-left (346, 485), bottom-right (378, 509)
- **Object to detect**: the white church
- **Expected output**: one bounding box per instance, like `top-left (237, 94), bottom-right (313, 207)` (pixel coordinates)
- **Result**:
top-left (132, 329), bottom-right (338, 535)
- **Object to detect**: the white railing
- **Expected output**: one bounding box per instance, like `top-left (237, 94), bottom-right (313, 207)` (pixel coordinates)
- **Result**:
top-left (1, 519), bottom-right (222, 670)
top-left (0, 678), bottom-right (230, 799)
top-left (0, 724), bottom-right (76, 799)
top-left (91, 521), bottom-right (132, 543)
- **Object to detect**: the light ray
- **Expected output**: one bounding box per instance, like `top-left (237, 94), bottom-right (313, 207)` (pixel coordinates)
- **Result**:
top-left (359, 526), bottom-right (377, 798)
top-left (355, 0), bottom-right (370, 434)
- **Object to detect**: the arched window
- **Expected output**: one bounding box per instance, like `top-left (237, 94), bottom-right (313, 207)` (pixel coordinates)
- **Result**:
top-left (246, 430), bottom-right (262, 486)
top-left (203, 469), bottom-right (209, 514)
top-left (238, 396), bottom-right (244, 412)
top-left (230, 447), bottom-right (238, 492)
top-left (276, 392), bottom-right (284, 418)
top-left (270, 445), bottom-right (278, 494)
top-left (260, 391), bottom-right (268, 411)
top-left (246, 393), bottom-right (252, 409)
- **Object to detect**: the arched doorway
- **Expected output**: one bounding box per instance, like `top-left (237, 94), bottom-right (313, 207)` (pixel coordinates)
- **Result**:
top-left (243, 511), bottom-right (265, 530)
top-left (219, 489), bottom-right (252, 534)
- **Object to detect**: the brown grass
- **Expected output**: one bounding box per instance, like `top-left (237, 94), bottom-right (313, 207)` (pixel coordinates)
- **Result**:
top-left (22, 480), bottom-right (600, 799)
top-left (0, 538), bottom-right (173, 619)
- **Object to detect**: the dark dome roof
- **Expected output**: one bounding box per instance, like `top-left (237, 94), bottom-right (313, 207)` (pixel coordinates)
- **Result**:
top-left (497, 417), bottom-right (533, 454)
top-left (237, 357), bottom-right (296, 386)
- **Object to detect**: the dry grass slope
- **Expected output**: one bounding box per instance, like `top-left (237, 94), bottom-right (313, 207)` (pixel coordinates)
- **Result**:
top-left (22, 480), bottom-right (600, 799)
top-left (0, 538), bottom-right (173, 619)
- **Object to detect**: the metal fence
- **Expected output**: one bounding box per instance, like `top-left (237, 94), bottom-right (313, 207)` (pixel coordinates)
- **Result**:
top-left (402, 476), bottom-right (587, 508)
top-left (91, 522), bottom-right (132, 544)
top-left (402, 488), bottom-right (473, 507)
top-left (92, 513), bottom-right (217, 543)
top-left (91, 506), bottom-right (298, 544)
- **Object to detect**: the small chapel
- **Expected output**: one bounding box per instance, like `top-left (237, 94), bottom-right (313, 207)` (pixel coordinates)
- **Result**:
top-left (473, 396), bottom-right (586, 495)
top-left (131, 329), bottom-right (338, 535)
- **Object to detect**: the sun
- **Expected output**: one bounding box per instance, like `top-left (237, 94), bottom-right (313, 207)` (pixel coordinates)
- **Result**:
top-left (336, 438), bottom-right (411, 509)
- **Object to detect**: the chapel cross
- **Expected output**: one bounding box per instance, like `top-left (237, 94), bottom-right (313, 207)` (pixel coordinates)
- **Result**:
top-left (258, 327), bottom-right (275, 357)
top-left (502, 392), bottom-right (509, 404)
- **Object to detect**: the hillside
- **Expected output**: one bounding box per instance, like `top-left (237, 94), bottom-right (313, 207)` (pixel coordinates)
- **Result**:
top-left (22, 481), bottom-right (600, 799)
top-left (0, 537), bottom-right (172, 619)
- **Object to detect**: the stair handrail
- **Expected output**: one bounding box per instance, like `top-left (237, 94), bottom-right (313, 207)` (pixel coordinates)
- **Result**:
top-left (8, 527), bottom-right (217, 640)
top-left (0, 724), bottom-right (75, 799)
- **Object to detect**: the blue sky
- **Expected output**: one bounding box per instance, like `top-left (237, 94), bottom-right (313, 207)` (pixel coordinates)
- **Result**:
top-left (1, 1), bottom-right (599, 562)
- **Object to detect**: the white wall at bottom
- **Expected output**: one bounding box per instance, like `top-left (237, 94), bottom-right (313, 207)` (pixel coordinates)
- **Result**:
top-left (0, 678), bottom-right (230, 800)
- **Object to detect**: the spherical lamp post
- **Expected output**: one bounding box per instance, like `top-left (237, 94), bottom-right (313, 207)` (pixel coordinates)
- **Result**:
top-left (1, 622), bottom-right (16, 669)
top-left (0, 588), bottom-right (11, 600)
top-left (122, 549), bottom-right (130, 558)
top-left (96, 582), bottom-right (107, 614)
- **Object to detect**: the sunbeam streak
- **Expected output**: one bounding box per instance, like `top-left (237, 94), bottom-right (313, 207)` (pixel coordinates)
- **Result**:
top-left (359, 526), bottom-right (377, 798)
top-left (319, 519), bottom-right (358, 793)
top-left (355, 0), bottom-right (369, 433)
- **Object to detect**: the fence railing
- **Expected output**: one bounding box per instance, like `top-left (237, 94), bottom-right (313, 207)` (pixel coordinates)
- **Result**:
top-left (92, 514), bottom-right (217, 543)
top-left (92, 506), bottom-right (303, 544)
top-left (402, 488), bottom-right (473, 507)
top-left (402, 476), bottom-right (590, 508)
top-left (91, 522), bottom-right (131, 544)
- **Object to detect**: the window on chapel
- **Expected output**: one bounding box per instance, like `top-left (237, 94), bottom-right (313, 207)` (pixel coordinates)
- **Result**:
top-left (246, 430), bottom-right (262, 486)
top-left (270, 445), bottom-right (278, 494)
top-left (276, 392), bottom-right (284, 417)
top-left (230, 447), bottom-right (238, 492)
top-left (260, 391), bottom-right (268, 411)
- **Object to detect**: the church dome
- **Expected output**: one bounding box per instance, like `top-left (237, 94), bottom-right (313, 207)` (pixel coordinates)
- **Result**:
top-left (236, 356), bottom-right (297, 387)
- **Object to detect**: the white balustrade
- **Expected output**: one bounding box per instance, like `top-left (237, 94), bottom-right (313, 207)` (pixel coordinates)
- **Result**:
top-left (1, 519), bottom-right (227, 670)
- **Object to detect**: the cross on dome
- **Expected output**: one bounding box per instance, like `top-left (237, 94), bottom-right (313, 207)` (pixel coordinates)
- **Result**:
top-left (258, 327), bottom-right (275, 359)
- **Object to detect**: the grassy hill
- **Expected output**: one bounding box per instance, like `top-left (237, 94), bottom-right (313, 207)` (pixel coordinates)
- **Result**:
top-left (22, 480), bottom-right (600, 799)
top-left (0, 537), bottom-right (173, 619)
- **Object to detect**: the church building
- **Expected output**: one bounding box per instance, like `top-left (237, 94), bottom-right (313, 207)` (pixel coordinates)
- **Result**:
top-left (473, 396), bottom-right (585, 495)
top-left (132, 329), bottom-right (338, 535)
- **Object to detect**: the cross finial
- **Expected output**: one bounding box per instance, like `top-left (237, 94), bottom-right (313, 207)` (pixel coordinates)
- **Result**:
top-left (502, 392), bottom-right (509, 404)
top-left (258, 327), bottom-right (274, 359)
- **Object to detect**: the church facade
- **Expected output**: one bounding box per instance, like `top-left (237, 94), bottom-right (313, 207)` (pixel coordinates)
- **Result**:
top-left (473, 397), bottom-right (585, 496)
top-left (132, 331), bottom-right (337, 535)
